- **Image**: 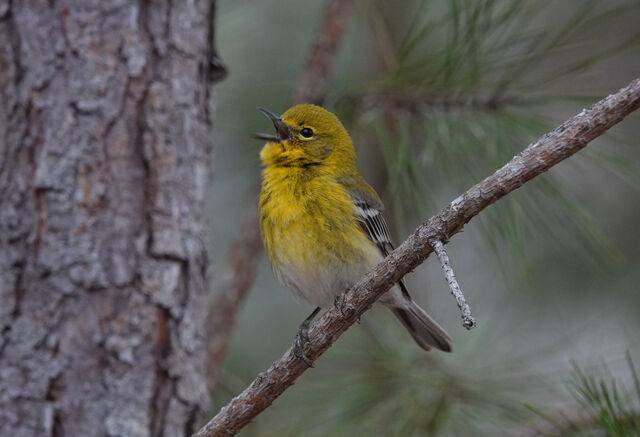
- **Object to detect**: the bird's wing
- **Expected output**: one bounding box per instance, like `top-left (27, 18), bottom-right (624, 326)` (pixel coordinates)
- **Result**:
top-left (337, 177), bottom-right (391, 253)
top-left (339, 178), bottom-right (452, 352)
top-left (339, 177), bottom-right (412, 299)
top-left (351, 195), bottom-right (394, 257)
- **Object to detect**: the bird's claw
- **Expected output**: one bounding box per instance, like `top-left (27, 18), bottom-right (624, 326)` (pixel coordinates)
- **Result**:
top-left (334, 294), bottom-right (347, 317)
top-left (293, 323), bottom-right (314, 367)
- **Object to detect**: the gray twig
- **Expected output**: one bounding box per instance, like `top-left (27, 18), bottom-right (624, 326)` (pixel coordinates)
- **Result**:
top-left (431, 240), bottom-right (476, 329)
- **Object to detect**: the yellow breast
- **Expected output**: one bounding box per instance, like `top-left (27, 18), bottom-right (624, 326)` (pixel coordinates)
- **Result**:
top-left (259, 166), bottom-right (379, 302)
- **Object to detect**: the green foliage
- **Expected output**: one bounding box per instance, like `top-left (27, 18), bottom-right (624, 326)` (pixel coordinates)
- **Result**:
top-left (364, 0), bottom-right (639, 98)
top-left (527, 353), bottom-right (640, 436)
top-left (211, 0), bottom-right (640, 435)
top-left (335, 0), bottom-right (640, 282)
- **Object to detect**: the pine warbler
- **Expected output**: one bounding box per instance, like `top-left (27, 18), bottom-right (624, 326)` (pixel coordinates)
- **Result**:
top-left (256, 104), bottom-right (451, 361)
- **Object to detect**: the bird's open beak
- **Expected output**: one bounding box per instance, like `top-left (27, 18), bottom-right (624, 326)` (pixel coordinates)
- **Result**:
top-left (253, 107), bottom-right (290, 142)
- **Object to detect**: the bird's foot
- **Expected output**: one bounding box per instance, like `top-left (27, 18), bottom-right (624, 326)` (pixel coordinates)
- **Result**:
top-left (334, 294), bottom-right (347, 317)
top-left (293, 321), bottom-right (314, 367)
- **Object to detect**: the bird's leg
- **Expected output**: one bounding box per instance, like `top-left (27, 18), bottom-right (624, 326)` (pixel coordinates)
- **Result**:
top-left (334, 293), bottom-right (360, 322)
top-left (333, 294), bottom-right (347, 317)
top-left (294, 307), bottom-right (320, 367)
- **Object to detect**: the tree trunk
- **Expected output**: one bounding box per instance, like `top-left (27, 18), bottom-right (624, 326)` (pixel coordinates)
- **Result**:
top-left (0, 1), bottom-right (220, 436)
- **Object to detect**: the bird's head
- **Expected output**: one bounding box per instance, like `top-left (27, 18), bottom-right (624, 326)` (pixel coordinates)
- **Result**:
top-left (256, 104), bottom-right (356, 171)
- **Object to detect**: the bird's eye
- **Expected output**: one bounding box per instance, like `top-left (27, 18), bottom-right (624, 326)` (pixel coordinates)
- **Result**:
top-left (300, 127), bottom-right (314, 138)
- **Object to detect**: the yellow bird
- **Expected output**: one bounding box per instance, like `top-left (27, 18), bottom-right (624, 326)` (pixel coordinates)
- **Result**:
top-left (256, 104), bottom-right (451, 363)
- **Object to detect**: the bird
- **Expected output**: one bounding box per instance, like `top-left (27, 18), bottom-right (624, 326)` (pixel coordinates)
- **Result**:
top-left (255, 104), bottom-right (451, 364)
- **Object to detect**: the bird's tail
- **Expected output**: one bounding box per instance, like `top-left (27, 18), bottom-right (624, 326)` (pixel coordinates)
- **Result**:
top-left (381, 286), bottom-right (451, 352)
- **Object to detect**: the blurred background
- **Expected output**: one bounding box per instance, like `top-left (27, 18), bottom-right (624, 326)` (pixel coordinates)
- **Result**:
top-left (209, 0), bottom-right (640, 435)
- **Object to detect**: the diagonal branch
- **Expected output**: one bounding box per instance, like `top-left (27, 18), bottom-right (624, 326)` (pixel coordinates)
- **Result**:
top-left (195, 77), bottom-right (640, 437)
top-left (205, 0), bottom-right (354, 390)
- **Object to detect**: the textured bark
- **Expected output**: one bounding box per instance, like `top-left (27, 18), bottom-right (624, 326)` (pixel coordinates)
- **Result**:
top-left (195, 78), bottom-right (640, 437)
top-left (0, 1), bottom-right (221, 436)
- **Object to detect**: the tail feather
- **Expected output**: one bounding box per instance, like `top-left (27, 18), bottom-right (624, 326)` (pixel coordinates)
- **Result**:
top-left (381, 285), bottom-right (451, 352)
top-left (390, 304), bottom-right (451, 352)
